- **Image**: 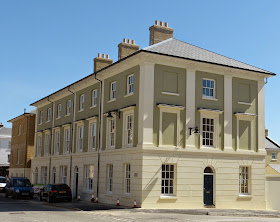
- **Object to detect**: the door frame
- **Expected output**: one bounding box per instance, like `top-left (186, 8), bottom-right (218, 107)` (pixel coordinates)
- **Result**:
top-left (74, 166), bottom-right (79, 199)
top-left (203, 166), bottom-right (215, 206)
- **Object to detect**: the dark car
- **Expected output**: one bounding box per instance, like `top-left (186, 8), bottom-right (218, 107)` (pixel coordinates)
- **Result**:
top-left (38, 184), bottom-right (72, 203)
top-left (5, 177), bottom-right (34, 199)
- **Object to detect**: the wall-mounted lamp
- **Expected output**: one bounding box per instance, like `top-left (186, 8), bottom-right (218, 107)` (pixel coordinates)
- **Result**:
top-left (107, 110), bottom-right (121, 119)
top-left (189, 127), bottom-right (200, 135)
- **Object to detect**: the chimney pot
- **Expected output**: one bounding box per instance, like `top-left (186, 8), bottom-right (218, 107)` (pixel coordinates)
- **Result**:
top-left (102, 54), bottom-right (105, 58)
top-left (265, 129), bottom-right (268, 137)
top-left (165, 22), bottom-right (168, 27)
top-left (98, 53), bottom-right (101, 58)
top-left (160, 21), bottom-right (163, 26)
top-left (123, 38), bottom-right (126, 43)
top-left (128, 39), bottom-right (130, 44)
top-left (155, 20), bottom-right (158, 25)
top-left (132, 40), bottom-right (135, 44)
top-left (106, 54), bottom-right (109, 59)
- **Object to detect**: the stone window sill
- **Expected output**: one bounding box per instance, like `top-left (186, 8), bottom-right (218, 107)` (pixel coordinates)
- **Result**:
top-left (161, 92), bottom-right (179, 96)
top-left (202, 96), bottom-right (218, 101)
top-left (238, 194), bottom-right (252, 199)
top-left (159, 195), bottom-right (178, 200)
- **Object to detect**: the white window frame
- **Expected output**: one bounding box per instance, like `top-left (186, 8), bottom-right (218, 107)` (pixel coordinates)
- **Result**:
top-left (37, 134), bottom-right (42, 157)
top-left (18, 125), bottom-right (22, 136)
top-left (239, 166), bottom-right (250, 195)
top-left (66, 100), bottom-right (71, 116)
top-left (39, 111), bottom-right (43, 124)
top-left (54, 129), bottom-right (60, 154)
top-left (202, 117), bottom-right (215, 147)
top-left (77, 124), bottom-right (84, 152)
top-left (57, 104), bottom-right (62, 119)
top-left (272, 152), bottom-right (277, 160)
top-left (107, 164), bottom-right (113, 194)
top-left (202, 78), bottom-right (216, 99)
top-left (87, 117), bottom-right (98, 151)
top-left (124, 164), bottom-right (131, 195)
top-left (79, 94), bottom-right (85, 111)
top-left (41, 166), bottom-right (47, 185)
top-left (47, 108), bottom-right (51, 122)
top-left (126, 74), bottom-right (134, 95)
top-left (110, 81), bottom-right (116, 101)
top-left (121, 106), bottom-right (135, 147)
top-left (107, 116), bottom-right (116, 149)
top-left (64, 126), bottom-right (70, 154)
top-left (157, 104), bottom-right (184, 147)
top-left (34, 168), bottom-right (38, 184)
top-left (44, 131), bottom-right (50, 156)
top-left (198, 109), bottom-right (223, 149)
top-left (234, 113), bottom-right (256, 151)
top-left (161, 164), bottom-right (175, 196)
top-left (91, 89), bottom-right (98, 107)
top-left (60, 166), bottom-right (67, 184)
top-left (85, 165), bottom-right (94, 192)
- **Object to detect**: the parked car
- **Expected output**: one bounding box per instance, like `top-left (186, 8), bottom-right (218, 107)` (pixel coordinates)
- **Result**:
top-left (38, 184), bottom-right (72, 203)
top-left (0, 176), bottom-right (7, 192)
top-left (5, 177), bottom-right (34, 199)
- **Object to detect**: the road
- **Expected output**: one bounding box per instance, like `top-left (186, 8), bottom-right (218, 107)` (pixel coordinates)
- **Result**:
top-left (0, 193), bottom-right (279, 222)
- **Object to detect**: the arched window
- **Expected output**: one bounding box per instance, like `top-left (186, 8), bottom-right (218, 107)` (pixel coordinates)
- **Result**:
top-left (34, 168), bottom-right (38, 184)
top-left (52, 167), bottom-right (56, 184)
top-left (204, 167), bottom-right (213, 174)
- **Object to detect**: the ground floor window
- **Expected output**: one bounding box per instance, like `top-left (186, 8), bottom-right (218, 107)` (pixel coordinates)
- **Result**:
top-left (85, 165), bottom-right (94, 191)
top-left (161, 164), bottom-right (174, 195)
top-left (41, 167), bottom-right (47, 185)
top-left (107, 164), bottom-right (113, 193)
top-left (124, 164), bottom-right (131, 194)
top-left (60, 166), bottom-right (67, 184)
top-left (239, 166), bottom-right (249, 194)
top-left (52, 167), bottom-right (56, 184)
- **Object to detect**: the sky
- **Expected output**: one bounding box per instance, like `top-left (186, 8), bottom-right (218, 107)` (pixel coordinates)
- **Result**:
top-left (0, 0), bottom-right (280, 142)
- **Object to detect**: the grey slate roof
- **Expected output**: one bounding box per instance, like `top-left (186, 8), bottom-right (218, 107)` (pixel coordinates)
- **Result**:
top-left (265, 137), bottom-right (280, 150)
top-left (269, 164), bottom-right (280, 174)
top-left (143, 38), bottom-right (274, 75)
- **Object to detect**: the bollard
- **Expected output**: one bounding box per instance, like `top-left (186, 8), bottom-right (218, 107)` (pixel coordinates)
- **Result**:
top-left (133, 199), bottom-right (137, 208)
top-left (91, 193), bottom-right (95, 202)
top-left (116, 198), bottom-right (120, 206)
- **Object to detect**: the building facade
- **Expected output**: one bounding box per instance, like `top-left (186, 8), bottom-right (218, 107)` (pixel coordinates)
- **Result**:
top-left (8, 111), bottom-right (36, 179)
top-left (30, 21), bottom-right (275, 209)
top-left (0, 124), bottom-right (11, 176)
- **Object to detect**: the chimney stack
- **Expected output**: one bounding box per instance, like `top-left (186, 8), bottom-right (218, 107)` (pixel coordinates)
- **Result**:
top-left (149, 20), bottom-right (173, 45)
top-left (0, 123), bottom-right (3, 128)
top-left (93, 53), bottom-right (113, 72)
top-left (265, 129), bottom-right (268, 137)
top-left (118, 38), bottom-right (140, 60)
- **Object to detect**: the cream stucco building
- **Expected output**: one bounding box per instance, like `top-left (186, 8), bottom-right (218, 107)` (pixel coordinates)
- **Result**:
top-left (30, 21), bottom-right (276, 209)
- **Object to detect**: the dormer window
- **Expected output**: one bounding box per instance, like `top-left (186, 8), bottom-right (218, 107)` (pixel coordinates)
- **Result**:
top-left (272, 152), bottom-right (277, 160)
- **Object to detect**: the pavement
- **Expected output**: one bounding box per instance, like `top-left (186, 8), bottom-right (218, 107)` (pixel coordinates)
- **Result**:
top-left (48, 198), bottom-right (280, 219)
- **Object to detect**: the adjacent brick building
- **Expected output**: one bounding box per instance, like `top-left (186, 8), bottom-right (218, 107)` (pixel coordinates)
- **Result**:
top-left (8, 110), bottom-right (36, 179)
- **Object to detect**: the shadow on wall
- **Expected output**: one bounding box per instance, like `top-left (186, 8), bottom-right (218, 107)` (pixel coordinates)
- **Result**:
top-left (142, 138), bottom-right (184, 202)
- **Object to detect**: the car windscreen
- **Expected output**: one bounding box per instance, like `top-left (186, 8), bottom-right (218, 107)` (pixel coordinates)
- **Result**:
top-left (0, 178), bottom-right (6, 183)
top-left (52, 184), bottom-right (69, 191)
top-left (13, 179), bottom-right (32, 187)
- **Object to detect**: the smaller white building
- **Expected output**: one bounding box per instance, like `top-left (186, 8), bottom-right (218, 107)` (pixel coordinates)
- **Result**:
top-left (0, 124), bottom-right (12, 176)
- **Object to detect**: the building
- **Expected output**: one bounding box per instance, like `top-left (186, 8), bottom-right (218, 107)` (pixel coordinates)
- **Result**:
top-left (0, 123), bottom-right (11, 176)
top-left (30, 21), bottom-right (275, 209)
top-left (7, 111), bottom-right (36, 179)
top-left (264, 130), bottom-right (280, 210)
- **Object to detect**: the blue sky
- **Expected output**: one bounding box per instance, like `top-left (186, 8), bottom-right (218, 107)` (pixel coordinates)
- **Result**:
top-left (1, 1), bottom-right (279, 142)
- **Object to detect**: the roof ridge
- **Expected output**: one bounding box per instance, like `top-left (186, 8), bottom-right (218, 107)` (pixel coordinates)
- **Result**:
top-left (172, 38), bottom-right (271, 74)
top-left (142, 38), bottom-right (174, 50)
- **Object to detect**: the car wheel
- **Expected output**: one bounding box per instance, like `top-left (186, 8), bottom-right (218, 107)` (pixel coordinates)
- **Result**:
top-left (47, 196), bottom-right (52, 203)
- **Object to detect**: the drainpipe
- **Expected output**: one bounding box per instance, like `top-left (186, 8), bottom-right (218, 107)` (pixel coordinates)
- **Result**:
top-left (23, 109), bottom-right (28, 178)
top-left (94, 73), bottom-right (102, 200)
top-left (68, 87), bottom-right (75, 188)
top-left (47, 97), bottom-right (54, 183)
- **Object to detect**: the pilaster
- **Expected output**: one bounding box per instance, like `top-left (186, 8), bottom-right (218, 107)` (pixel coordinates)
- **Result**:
top-left (224, 75), bottom-right (233, 150)
top-left (258, 80), bottom-right (265, 152)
